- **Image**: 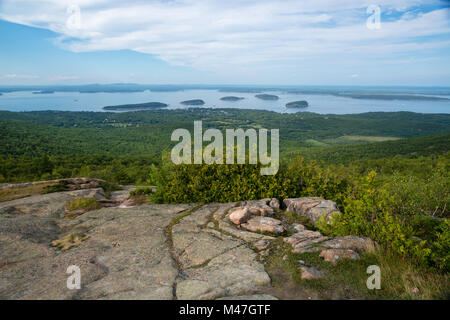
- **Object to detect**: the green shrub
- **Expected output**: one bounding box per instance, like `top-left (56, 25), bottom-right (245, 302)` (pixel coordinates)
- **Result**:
top-left (429, 219), bottom-right (450, 272)
top-left (386, 170), bottom-right (449, 218)
top-left (150, 153), bottom-right (351, 205)
top-left (318, 171), bottom-right (432, 268)
top-left (130, 187), bottom-right (154, 196)
top-left (150, 161), bottom-right (288, 204)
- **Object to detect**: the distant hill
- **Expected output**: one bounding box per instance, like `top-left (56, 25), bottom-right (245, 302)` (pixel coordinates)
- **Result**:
top-left (103, 102), bottom-right (168, 110)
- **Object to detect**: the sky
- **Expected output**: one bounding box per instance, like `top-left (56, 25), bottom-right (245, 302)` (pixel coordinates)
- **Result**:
top-left (0, 0), bottom-right (449, 86)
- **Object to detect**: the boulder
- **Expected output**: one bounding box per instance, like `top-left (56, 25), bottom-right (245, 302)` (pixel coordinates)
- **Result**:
top-left (229, 207), bottom-right (252, 225)
top-left (319, 249), bottom-right (360, 264)
top-left (292, 223), bottom-right (306, 233)
top-left (268, 198), bottom-right (280, 210)
top-left (241, 216), bottom-right (285, 235)
top-left (238, 199), bottom-right (278, 216)
top-left (253, 239), bottom-right (270, 251)
top-left (283, 197), bottom-right (340, 225)
top-left (300, 266), bottom-right (326, 280)
top-left (321, 236), bottom-right (376, 253)
top-left (283, 230), bottom-right (328, 253)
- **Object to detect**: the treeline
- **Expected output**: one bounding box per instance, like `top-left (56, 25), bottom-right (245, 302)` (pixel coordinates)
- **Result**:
top-left (0, 155), bottom-right (159, 184)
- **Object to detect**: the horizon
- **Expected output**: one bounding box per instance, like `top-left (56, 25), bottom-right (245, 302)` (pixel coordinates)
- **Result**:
top-left (1, 83), bottom-right (450, 89)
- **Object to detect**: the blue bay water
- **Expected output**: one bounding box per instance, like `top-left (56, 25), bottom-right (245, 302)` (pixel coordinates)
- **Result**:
top-left (0, 89), bottom-right (449, 114)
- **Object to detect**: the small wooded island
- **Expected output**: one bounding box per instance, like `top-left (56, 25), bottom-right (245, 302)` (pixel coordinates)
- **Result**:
top-left (286, 100), bottom-right (309, 108)
top-left (255, 94), bottom-right (279, 100)
top-left (220, 96), bottom-right (245, 101)
top-left (103, 102), bottom-right (168, 110)
top-left (180, 99), bottom-right (205, 106)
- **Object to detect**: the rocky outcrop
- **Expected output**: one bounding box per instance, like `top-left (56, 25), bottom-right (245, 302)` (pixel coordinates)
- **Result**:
top-left (0, 186), bottom-right (374, 300)
top-left (171, 203), bottom-right (273, 300)
top-left (0, 178), bottom-right (104, 190)
top-left (283, 197), bottom-right (341, 225)
top-left (0, 188), bottom-right (108, 218)
top-left (0, 202), bottom-right (193, 300)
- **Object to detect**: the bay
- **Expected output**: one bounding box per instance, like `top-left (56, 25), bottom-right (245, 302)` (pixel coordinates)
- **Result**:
top-left (0, 89), bottom-right (449, 114)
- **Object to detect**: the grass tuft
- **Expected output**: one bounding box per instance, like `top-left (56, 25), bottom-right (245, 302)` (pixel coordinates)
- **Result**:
top-left (64, 198), bottom-right (102, 218)
top-left (51, 233), bottom-right (90, 251)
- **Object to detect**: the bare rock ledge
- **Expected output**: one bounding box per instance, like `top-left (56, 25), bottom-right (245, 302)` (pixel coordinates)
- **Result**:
top-left (0, 187), bottom-right (374, 300)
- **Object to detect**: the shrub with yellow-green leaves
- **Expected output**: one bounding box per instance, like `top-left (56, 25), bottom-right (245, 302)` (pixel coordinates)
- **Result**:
top-left (318, 170), bottom-right (448, 271)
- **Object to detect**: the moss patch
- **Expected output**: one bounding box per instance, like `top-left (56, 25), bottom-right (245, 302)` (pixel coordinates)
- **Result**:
top-left (66, 198), bottom-right (101, 211)
top-left (51, 233), bottom-right (90, 251)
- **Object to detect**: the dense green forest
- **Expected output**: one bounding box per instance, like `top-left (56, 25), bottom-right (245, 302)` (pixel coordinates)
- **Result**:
top-left (0, 109), bottom-right (448, 183)
top-left (0, 109), bottom-right (449, 157)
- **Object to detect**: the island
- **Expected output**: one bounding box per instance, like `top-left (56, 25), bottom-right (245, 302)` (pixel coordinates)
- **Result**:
top-left (220, 96), bottom-right (245, 101)
top-left (103, 102), bottom-right (168, 111)
top-left (255, 94), bottom-right (279, 101)
top-left (286, 100), bottom-right (309, 108)
top-left (32, 90), bottom-right (55, 94)
top-left (180, 99), bottom-right (205, 106)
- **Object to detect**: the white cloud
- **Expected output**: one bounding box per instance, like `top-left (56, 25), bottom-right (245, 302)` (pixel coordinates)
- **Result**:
top-left (0, 74), bottom-right (40, 79)
top-left (48, 75), bottom-right (79, 81)
top-left (0, 0), bottom-right (449, 74)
